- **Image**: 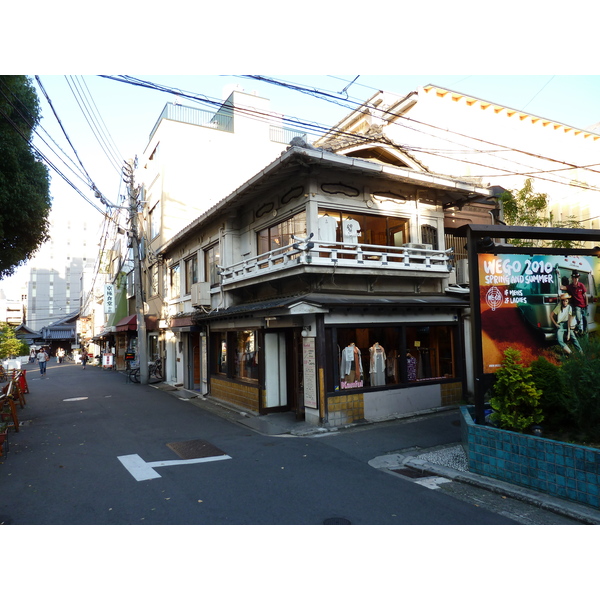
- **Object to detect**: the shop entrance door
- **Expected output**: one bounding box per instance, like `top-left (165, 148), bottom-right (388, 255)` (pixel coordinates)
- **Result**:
top-left (264, 331), bottom-right (287, 410)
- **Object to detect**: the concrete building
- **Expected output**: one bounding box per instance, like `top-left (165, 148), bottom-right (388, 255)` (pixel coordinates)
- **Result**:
top-left (94, 88), bottom-right (307, 373)
top-left (157, 143), bottom-right (500, 427)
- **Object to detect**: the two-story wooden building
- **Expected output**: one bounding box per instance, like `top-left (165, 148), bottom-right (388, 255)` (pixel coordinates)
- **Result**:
top-left (158, 142), bottom-right (500, 427)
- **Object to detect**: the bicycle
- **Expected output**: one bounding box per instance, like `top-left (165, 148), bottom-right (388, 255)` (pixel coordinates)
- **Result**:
top-left (129, 358), bottom-right (163, 383)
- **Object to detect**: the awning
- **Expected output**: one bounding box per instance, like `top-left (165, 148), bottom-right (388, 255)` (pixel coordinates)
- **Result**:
top-left (115, 315), bottom-right (137, 332)
top-left (192, 293), bottom-right (469, 322)
top-left (115, 314), bottom-right (159, 332)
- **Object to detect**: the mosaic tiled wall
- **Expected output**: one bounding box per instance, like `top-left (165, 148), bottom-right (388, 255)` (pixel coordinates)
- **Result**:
top-left (460, 406), bottom-right (600, 509)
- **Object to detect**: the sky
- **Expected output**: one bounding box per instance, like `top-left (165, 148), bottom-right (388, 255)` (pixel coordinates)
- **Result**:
top-left (2, 73), bottom-right (600, 301)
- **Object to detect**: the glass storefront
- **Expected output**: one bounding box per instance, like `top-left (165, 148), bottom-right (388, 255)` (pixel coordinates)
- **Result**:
top-left (210, 323), bottom-right (458, 393)
top-left (334, 324), bottom-right (456, 390)
top-left (212, 330), bottom-right (259, 382)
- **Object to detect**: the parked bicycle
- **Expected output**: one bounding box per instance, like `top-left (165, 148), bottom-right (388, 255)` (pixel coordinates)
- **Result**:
top-left (129, 357), bottom-right (163, 383)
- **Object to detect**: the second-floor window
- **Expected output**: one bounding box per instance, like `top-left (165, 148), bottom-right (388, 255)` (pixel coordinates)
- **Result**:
top-left (150, 202), bottom-right (161, 240)
top-left (205, 244), bottom-right (220, 287)
top-left (258, 211), bottom-right (307, 255)
top-left (185, 254), bottom-right (198, 294)
top-left (170, 263), bottom-right (180, 299)
top-left (318, 209), bottom-right (409, 247)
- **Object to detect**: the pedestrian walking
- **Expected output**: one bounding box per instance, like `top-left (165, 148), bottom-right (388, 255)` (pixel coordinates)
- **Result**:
top-left (37, 347), bottom-right (49, 376)
top-left (82, 348), bottom-right (89, 370)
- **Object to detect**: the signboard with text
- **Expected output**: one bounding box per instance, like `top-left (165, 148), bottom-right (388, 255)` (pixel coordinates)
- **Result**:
top-left (479, 253), bottom-right (599, 372)
top-left (104, 284), bottom-right (115, 314)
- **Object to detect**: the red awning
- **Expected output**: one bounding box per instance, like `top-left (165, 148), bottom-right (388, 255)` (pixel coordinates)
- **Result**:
top-left (115, 315), bottom-right (137, 332)
top-left (115, 314), bottom-right (158, 332)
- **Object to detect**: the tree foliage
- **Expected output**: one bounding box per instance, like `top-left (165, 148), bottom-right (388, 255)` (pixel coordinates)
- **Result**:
top-left (0, 322), bottom-right (30, 358)
top-left (499, 178), bottom-right (581, 248)
top-left (0, 75), bottom-right (52, 279)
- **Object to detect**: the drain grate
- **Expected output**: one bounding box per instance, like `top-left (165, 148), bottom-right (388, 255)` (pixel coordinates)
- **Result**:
top-left (392, 467), bottom-right (430, 479)
top-left (166, 439), bottom-right (226, 460)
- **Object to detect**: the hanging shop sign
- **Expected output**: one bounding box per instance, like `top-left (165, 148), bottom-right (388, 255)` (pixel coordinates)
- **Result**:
top-left (104, 284), bottom-right (116, 314)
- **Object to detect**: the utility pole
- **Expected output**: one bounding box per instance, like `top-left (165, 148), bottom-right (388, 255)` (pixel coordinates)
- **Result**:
top-left (124, 158), bottom-right (148, 384)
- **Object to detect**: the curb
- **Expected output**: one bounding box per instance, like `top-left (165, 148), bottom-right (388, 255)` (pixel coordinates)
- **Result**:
top-left (369, 452), bottom-right (600, 525)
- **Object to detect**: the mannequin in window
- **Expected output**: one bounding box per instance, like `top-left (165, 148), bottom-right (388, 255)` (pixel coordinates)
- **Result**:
top-left (340, 342), bottom-right (363, 383)
top-left (369, 342), bottom-right (386, 386)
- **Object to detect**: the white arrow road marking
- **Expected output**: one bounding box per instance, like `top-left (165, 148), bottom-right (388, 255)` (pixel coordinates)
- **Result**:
top-left (118, 453), bottom-right (232, 481)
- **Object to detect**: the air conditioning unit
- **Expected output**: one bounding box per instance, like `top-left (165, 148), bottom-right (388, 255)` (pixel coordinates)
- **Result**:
top-left (405, 243), bottom-right (433, 250)
top-left (455, 259), bottom-right (470, 285)
top-left (191, 282), bottom-right (211, 306)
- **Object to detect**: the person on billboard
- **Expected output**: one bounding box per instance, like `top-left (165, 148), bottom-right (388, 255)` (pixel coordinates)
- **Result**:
top-left (551, 293), bottom-right (582, 355)
top-left (561, 271), bottom-right (588, 334)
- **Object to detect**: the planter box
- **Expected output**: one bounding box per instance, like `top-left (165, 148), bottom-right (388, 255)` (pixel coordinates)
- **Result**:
top-left (460, 405), bottom-right (600, 509)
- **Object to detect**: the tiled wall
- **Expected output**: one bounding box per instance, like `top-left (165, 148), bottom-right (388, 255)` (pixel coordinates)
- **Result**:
top-left (460, 406), bottom-right (600, 509)
top-left (326, 393), bottom-right (365, 427)
top-left (441, 382), bottom-right (463, 406)
top-left (210, 377), bottom-right (260, 413)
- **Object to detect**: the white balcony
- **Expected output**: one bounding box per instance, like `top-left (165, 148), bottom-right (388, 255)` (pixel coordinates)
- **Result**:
top-left (219, 237), bottom-right (452, 286)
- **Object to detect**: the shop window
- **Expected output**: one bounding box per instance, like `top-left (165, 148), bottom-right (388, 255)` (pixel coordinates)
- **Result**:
top-left (335, 324), bottom-right (455, 390)
top-left (211, 330), bottom-right (259, 383)
top-left (214, 332), bottom-right (227, 375)
top-left (234, 331), bottom-right (259, 381)
top-left (317, 210), bottom-right (409, 259)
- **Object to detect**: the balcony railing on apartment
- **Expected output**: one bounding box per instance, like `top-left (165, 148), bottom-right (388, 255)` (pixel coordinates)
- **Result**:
top-left (148, 103), bottom-right (308, 144)
top-left (219, 236), bottom-right (452, 285)
top-left (149, 104), bottom-right (234, 140)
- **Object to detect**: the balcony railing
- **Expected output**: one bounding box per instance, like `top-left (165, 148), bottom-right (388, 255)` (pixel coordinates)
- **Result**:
top-left (149, 104), bottom-right (233, 140)
top-left (219, 236), bottom-right (452, 285)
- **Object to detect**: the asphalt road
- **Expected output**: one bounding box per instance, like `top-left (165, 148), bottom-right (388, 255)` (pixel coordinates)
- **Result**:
top-left (0, 360), bottom-right (572, 525)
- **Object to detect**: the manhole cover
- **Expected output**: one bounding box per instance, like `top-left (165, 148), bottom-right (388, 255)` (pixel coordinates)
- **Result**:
top-left (166, 439), bottom-right (226, 460)
top-left (323, 517), bottom-right (351, 525)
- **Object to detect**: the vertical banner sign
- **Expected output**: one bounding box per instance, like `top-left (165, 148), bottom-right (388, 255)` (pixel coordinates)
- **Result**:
top-left (104, 284), bottom-right (115, 314)
top-left (302, 338), bottom-right (318, 409)
top-left (478, 253), bottom-right (599, 373)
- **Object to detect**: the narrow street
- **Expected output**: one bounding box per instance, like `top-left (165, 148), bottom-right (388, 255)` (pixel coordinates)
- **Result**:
top-left (0, 361), bottom-right (586, 525)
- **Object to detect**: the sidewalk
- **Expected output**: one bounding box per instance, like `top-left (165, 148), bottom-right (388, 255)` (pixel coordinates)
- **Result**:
top-left (153, 382), bottom-right (600, 524)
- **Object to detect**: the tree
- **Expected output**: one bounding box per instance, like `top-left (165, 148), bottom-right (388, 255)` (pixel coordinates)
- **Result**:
top-left (499, 178), bottom-right (581, 248)
top-left (0, 75), bottom-right (52, 279)
top-left (0, 322), bottom-right (30, 358)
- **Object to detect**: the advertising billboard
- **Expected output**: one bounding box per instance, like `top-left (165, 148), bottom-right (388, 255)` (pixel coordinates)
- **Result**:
top-left (479, 253), bottom-right (599, 372)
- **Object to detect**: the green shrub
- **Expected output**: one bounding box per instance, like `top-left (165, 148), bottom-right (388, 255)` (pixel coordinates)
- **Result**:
top-left (489, 348), bottom-right (543, 432)
top-left (556, 335), bottom-right (600, 441)
top-left (529, 356), bottom-right (572, 432)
